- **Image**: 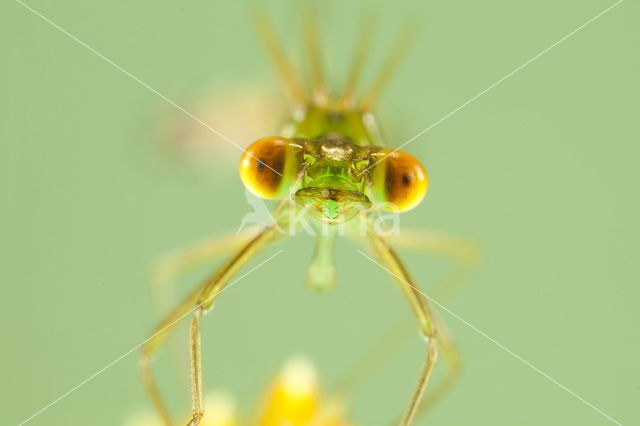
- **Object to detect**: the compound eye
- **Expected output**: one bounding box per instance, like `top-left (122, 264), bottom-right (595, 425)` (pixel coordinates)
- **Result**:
top-left (239, 137), bottom-right (295, 199)
top-left (370, 149), bottom-right (428, 211)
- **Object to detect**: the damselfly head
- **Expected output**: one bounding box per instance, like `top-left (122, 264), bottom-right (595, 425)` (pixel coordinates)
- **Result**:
top-left (239, 136), bottom-right (428, 223)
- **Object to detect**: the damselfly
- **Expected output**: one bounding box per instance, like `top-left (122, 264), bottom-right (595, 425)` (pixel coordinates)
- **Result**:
top-left (140, 11), bottom-right (477, 426)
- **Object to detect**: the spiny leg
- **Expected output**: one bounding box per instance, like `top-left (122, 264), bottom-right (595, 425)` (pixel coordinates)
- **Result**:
top-left (388, 229), bottom-right (478, 421)
top-left (337, 229), bottom-right (476, 404)
top-left (188, 311), bottom-right (203, 425)
top-left (141, 229), bottom-right (260, 420)
top-left (326, 314), bottom-right (459, 424)
top-left (359, 23), bottom-right (418, 111)
top-left (325, 317), bottom-right (460, 426)
top-left (415, 318), bottom-right (460, 419)
top-left (367, 229), bottom-right (437, 426)
top-left (185, 223), bottom-right (284, 425)
top-left (338, 14), bottom-right (376, 110)
top-left (140, 281), bottom-right (204, 426)
top-left (252, 11), bottom-right (307, 105)
top-left (151, 228), bottom-right (261, 322)
top-left (152, 230), bottom-right (260, 390)
top-left (302, 9), bottom-right (329, 106)
top-left (378, 323), bottom-right (462, 426)
top-left (140, 224), bottom-right (282, 426)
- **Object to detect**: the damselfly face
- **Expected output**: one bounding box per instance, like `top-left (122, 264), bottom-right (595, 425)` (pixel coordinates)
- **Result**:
top-left (295, 135), bottom-right (372, 224)
top-left (239, 135), bottom-right (429, 224)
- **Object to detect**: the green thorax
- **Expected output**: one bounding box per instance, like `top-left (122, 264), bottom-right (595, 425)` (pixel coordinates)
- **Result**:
top-left (282, 104), bottom-right (384, 147)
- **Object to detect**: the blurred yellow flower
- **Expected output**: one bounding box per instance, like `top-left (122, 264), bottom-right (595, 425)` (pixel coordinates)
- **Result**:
top-left (126, 357), bottom-right (354, 426)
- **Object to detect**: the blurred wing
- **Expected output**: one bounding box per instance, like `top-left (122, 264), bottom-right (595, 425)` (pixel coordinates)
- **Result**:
top-left (152, 81), bottom-right (288, 176)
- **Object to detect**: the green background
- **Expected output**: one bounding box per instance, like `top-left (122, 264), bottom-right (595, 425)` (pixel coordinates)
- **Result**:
top-left (1, 0), bottom-right (638, 425)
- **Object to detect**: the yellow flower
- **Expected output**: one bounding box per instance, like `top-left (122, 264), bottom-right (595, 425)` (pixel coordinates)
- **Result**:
top-left (126, 357), bottom-right (353, 426)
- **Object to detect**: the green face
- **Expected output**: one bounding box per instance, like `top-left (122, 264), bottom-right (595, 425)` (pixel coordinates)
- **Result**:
top-left (295, 136), bottom-right (372, 224)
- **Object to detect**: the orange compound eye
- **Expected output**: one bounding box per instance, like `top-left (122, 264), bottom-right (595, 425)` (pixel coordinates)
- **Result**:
top-left (369, 149), bottom-right (428, 211)
top-left (239, 137), bottom-right (300, 199)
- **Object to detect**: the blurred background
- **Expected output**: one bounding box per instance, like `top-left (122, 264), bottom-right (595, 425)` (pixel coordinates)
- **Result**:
top-left (1, 0), bottom-right (638, 425)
